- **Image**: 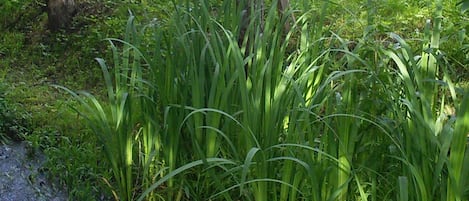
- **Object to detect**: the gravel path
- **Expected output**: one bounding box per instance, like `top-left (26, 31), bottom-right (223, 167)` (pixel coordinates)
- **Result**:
top-left (0, 142), bottom-right (68, 201)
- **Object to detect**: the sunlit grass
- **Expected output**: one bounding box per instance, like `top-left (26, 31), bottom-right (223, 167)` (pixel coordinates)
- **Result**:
top-left (59, 0), bottom-right (469, 200)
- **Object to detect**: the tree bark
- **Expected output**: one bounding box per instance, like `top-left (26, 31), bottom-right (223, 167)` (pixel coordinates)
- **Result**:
top-left (236, 0), bottom-right (293, 76)
top-left (278, 0), bottom-right (295, 33)
top-left (47, 0), bottom-right (76, 31)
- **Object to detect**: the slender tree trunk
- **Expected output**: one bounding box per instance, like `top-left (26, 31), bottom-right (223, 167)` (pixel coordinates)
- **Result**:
top-left (236, 0), bottom-right (251, 47)
top-left (236, 0), bottom-right (293, 76)
top-left (278, 0), bottom-right (295, 33)
top-left (47, 0), bottom-right (76, 31)
top-left (236, 0), bottom-right (293, 46)
top-left (236, 0), bottom-right (254, 76)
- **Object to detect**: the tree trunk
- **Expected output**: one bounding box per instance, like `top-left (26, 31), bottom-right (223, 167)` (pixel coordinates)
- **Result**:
top-left (47, 0), bottom-right (76, 31)
top-left (236, 0), bottom-right (293, 76)
top-left (278, 0), bottom-right (295, 33)
top-left (236, 0), bottom-right (293, 46)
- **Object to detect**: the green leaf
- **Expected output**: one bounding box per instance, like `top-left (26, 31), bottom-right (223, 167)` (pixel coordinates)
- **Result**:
top-left (458, 0), bottom-right (469, 12)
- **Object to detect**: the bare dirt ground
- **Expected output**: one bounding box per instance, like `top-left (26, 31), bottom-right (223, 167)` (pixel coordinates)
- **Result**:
top-left (0, 142), bottom-right (67, 201)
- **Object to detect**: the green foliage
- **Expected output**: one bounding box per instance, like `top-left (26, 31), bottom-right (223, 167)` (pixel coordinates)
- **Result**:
top-left (0, 31), bottom-right (25, 70)
top-left (381, 2), bottom-right (469, 200)
top-left (0, 82), bottom-right (31, 144)
top-left (2, 0), bottom-right (469, 200)
top-left (458, 0), bottom-right (469, 12)
top-left (0, 0), bottom-right (33, 29)
top-left (0, 1), bottom-right (160, 199)
top-left (23, 97), bottom-right (114, 200)
top-left (36, 128), bottom-right (112, 200)
top-left (55, 13), bottom-right (150, 200)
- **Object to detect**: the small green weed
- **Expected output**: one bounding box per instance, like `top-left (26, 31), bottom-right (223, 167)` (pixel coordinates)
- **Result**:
top-left (0, 82), bottom-right (31, 143)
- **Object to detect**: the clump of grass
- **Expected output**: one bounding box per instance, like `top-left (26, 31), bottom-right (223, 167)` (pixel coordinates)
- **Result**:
top-left (60, 0), bottom-right (469, 200)
top-left (382, 1), bottom-right (469, 200)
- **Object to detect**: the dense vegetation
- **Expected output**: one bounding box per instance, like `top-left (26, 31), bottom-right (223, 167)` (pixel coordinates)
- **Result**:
top-left (1, 0), bottom-right (468, 200)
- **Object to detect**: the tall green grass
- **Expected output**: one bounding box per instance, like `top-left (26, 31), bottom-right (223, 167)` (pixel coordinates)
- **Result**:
top-left (382, 1), bottom-right (469, 200)
top-left (60, 0), bottom-right (469, 200)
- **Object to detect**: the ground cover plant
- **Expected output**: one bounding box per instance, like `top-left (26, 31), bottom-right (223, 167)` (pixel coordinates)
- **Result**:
top-left (56, 0), bottom-right (469, 200)
top-left (0, 81), bottom-right (31, 143)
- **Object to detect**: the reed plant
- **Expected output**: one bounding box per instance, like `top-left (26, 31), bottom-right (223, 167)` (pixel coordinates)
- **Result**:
top-left (55, 13), bottom-right (147, 200)
top-left (60, 0), bottom-right (469, 200)
top-left (139, 0), bottom-right (398, 200)
top-left (382, 1), bottom-right (469, 200)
